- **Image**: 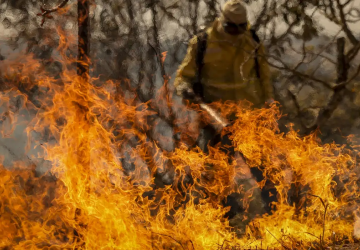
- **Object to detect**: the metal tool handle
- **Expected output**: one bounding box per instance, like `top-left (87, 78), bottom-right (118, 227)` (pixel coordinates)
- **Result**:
top-left (193, 96), bottom-right (230, 133)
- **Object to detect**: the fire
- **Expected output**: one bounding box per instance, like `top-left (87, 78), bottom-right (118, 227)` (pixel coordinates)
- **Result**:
top-left (0, 28), bottom-right (359, 249)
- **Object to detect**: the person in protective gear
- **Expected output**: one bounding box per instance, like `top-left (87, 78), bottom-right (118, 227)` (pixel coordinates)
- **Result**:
top-left (174, 0), bottom-right (274, 108)
top-left (173, 0), bottom-right (276, 236)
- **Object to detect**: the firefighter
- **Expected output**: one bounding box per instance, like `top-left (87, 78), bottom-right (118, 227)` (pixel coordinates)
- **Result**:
top-left (174, 0), bottom-right (274, 108)
top-left (173, 0), bottom-right (276, 236)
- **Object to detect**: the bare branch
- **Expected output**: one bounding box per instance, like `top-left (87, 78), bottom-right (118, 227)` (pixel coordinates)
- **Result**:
top-left (307, 193), bottom-right (329, 248)
top-left (266, 229), bottom-right (291, 250)
top-left (304, 231), bottom-right (321, 240)
top-left (328, 0), bottom-right (341, 24)
top-left (149, 3), bottom-right (167, 78)
top-left (293, 28), bottom-right (342, 66)
top-left (347, 41), bottom-right (360, 62)
top-left (253, 0), bottom-right (269, 31)
top-left (342, 0), bottom-right (352, 7)
top-left (158, 3), bottom-right (192, 37)
top-left (288, 89), bottom-right (309, 129)
top-left (267, 20), bottom-right (300, 49)
top-left (37, 0), bottom-right (69, 26)
top-left (336, 62), bottom-right (360, 89)
top-left (292, 40), bottom-right (307, 71)
top-left (314, 0), bottom-right (339, 25)
top-left (348, 7), bottom-right (360, 20)
top-left (189, 0), bottom-right (200, 35)
top-left (309, 58), bottom-right (326, 78)
top-left (152, 232), bottom-right (186, 250)
top-left (265, 54), bottom-right (333, 89)
top-left (336, 0), bottom-right (359, 45)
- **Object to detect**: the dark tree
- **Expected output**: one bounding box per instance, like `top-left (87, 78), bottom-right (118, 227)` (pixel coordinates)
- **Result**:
top-left (77, 0), bottom-right (90, 78)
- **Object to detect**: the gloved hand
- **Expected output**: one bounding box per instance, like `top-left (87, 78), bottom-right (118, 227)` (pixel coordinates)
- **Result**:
top-left (176, 81), bottom-right (204, 103)
top-left (182, 87), bottom-right (196, 101)
top-left (176, 81), bottom-right (195, 99)
top-left (192, 81), bottom-right (204, 100)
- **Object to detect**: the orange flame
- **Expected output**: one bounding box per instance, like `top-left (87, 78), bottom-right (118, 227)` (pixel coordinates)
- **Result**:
top-left (161, 51), bottom-right (168, 66)
top-left (0, 27), bottom-right (359, 249)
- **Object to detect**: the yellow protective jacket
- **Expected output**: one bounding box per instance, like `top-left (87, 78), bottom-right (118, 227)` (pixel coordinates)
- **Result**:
top-left (174, 19), bottom-right (274, 108)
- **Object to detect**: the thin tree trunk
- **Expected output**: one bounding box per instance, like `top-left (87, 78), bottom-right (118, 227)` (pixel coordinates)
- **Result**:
top-left (77, 0), bottom-right (90, 78)
top-left (316, 37), bottom-right (349, 129)
top-left (336, 37), bottom-right (348, 84)
top-left (204, 0), bottom-right (218, 25)
top-left (74, 1), bottom-right (90, 247)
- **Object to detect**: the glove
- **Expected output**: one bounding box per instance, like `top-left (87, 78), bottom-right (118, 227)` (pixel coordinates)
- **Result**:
top-left (176, 81), bottom-right (192, 97)
top-left (192, 81), bottom-right (204, 99)
top-left (182, 88), bottom-right (196, 100)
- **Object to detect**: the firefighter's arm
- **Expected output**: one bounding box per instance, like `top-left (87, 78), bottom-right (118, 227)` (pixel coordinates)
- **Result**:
top-left (174, 36), bottom-right (198, 96)
top-left (257, 44), bottom-right (274, 102)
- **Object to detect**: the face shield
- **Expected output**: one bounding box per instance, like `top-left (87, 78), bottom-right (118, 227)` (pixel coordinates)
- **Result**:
top-left (222, 21), bottom-right (248, 36)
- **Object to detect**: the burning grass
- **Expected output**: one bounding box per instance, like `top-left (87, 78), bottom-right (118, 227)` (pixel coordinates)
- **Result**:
top-left (0, 30), bottom-right (359, 249)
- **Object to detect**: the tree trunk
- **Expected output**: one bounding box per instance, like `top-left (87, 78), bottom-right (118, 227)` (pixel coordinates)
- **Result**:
top-left (74, 1), bottom-right (90, 247)
top-left (77, 0), bottom-right (90, 78)
top-left (336, 37), bottom-right (348, 84)
top-left (316, 37), bottom-right (349, 130)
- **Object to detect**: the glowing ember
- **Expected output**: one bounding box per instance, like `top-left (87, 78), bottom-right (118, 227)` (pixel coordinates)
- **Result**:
top-left (0, 28), bottom-right (359, 250)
